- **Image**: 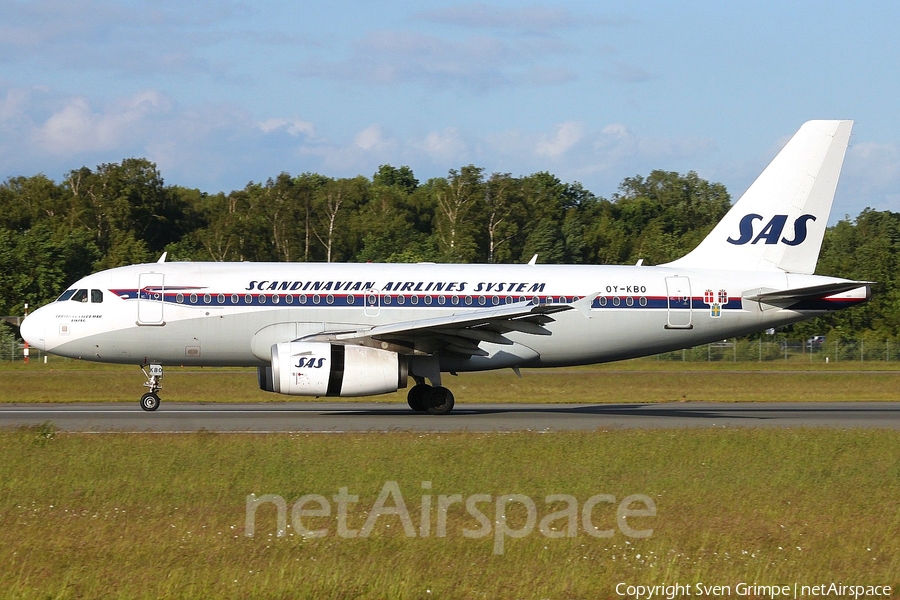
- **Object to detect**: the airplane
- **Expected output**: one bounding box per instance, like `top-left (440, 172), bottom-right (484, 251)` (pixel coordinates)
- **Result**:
top-left (20, 120), bottom-right (870, 415)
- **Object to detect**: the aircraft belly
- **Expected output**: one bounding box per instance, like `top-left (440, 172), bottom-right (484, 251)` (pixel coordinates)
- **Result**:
top-left (50, 315), bottom-right (266, 366)
top-left (522, 304), bottom-right (808, 367)
top-left (547, 311), bottom-right (660, 365)
top-left (439, 341), bottom-right (539, 372)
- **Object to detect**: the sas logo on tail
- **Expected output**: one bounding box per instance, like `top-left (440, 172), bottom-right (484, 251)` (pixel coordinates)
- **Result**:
top-left (727, 214), bottom-right (816, 246)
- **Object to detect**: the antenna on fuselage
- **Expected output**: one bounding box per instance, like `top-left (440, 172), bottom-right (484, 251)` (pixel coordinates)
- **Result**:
top-left (157, 252), bottom-right (167, 263)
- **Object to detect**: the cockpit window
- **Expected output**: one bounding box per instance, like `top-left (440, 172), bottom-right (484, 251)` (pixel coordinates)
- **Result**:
top-left (56, 289), bottom-right (76, 302)
top-left (71, 289), bottom-right (88, 303)
top-left (91, 289), bottom-right (103, 303)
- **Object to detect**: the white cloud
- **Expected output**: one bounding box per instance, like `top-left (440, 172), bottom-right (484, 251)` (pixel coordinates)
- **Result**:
top-left (481, 121), bottom-right (719, 194)
top-left (835, 141), bottom-right (900, 217)
top-left (258, 118), bottom-right (315, 137)
top-left (35, 90), bottom-right (171, 154)
top-left (12, 82), bottom-right (892, 221)
top-left (354, 124), bottom-right (393, 152)
top-left (846, 142), bottom-right (900, 188)
top-left (535, 121), bottom-right (584, 158)
top-left (416, 128), bottom-right (469, 164)
top-left (0, 84), bottom-right (292, 188)
top-left (297, 27), bottom-right (575, 92)
top-left (0, 84), bottom-right (721, 201)
top-left (600, 123), bottom-right (629, 139)
top-left (0, 0), bottom-right (244, 77)
top-left (603, 61), bottom-right (653, 84)
top-left (415, 4), bottom-right (576, 34)
top-left (414, 4), bottom-right (631, 34)
top-left (587, 124), bottom-right (716, 167)
top-left (0, 87), bottom-right (32, 122)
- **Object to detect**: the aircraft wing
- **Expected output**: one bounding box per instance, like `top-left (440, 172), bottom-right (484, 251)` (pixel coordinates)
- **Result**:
top-left (299, 299), bottom-right (585, 357)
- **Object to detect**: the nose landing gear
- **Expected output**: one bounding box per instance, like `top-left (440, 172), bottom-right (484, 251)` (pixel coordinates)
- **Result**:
top-left (140, 364), bottom-right (163, 411)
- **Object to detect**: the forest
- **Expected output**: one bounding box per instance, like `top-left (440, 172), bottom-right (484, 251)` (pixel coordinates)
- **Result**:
top-left (1, 157), bottom-right (899, 343)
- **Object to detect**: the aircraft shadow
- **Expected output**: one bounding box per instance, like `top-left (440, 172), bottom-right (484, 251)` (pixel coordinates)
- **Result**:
top-left (314, 402), bottom-right (900, 421)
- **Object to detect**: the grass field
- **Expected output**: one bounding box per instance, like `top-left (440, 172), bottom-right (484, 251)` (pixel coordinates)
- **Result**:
top-left (1, 361), bottom-right (898, 598)
top-left (3, 359), bottom-right (900, 404)
top-left (0, 428), bottom-right (898, 599)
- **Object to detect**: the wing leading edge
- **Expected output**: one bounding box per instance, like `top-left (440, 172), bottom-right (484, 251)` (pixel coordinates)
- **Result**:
top-left (298, 298), bottom-right (587, 357)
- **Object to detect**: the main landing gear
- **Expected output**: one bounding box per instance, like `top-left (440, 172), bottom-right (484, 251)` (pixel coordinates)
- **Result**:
top-left (140, 364), bottom-right (163, 412)
top-left (407, 379), bottom-right (455, 415)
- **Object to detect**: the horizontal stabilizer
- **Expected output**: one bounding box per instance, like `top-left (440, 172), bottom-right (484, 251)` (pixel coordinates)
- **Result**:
top-left (744, 281), bottom-right (872, 307)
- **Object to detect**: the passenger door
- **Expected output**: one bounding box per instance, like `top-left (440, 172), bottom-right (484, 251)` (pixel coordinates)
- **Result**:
top-left (138, 273), bottom-right (165, 325)
top-left (665, 276), bottom-right (693, 329)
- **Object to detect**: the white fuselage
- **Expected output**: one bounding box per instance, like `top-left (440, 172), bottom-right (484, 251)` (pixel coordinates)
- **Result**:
top-left (22, 261), bottom-right (867, 372)
top-left (15, 121), bottom-right (867, 413)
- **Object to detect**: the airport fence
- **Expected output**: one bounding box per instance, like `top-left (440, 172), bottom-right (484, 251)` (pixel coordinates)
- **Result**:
top-left (2, 341), bottom-right (45, 362)
top-left (652, 337), bottom-right (900, 363)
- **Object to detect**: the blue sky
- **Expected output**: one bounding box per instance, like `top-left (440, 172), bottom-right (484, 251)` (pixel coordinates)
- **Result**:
top-left (2, 0), bottom-right (899, 221)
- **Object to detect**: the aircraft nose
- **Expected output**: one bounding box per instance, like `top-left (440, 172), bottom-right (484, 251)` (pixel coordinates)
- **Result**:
top-left (20, 311), bottom-right (45, 351)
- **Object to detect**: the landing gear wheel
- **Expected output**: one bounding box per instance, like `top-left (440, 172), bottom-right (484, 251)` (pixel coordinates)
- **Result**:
top-left (426, 386), bottom-right (455, 415)
top-left (407, 384), bottom-right (431, 411)
top-left (140, 392), bottom-right (160, 412)
top-left (140, 364), bottom-right (163, 413)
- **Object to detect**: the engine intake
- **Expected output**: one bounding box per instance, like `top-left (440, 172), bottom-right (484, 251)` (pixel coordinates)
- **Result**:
top-left (258, 341), bottom-right (407, 397)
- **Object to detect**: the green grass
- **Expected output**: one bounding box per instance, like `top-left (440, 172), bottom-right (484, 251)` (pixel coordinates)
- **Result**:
top-left (0, 428), bottom-right (897, 599)
top-left (2, 360), bottom-right (897, 598)
top-left (2, 359), bottom-right (900, 404)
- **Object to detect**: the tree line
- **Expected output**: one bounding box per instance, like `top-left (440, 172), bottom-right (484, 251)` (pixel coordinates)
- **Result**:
top-left (1, 157), bottom-right (899, 340)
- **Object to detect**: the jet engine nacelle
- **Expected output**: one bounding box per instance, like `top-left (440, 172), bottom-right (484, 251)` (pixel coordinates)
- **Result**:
top-left (258, 341), bottom-right (407, 397)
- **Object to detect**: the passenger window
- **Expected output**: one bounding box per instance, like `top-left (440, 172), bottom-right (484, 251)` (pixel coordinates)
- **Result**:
top-left (91, 289), bottom-right (103, 303)
top-left (71, 289), bottom-right (88, 303)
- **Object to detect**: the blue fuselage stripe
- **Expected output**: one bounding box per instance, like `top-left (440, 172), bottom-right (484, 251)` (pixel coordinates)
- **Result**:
top-left (110, 288), bottom-right (755, 311)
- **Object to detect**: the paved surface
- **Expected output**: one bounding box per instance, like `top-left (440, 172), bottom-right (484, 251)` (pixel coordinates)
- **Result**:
top-left (1, 402), bottom-right (899, 432)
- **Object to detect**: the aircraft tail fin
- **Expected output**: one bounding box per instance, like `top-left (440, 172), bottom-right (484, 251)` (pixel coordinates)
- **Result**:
top-left (664, 120), bottom-right (853, 274)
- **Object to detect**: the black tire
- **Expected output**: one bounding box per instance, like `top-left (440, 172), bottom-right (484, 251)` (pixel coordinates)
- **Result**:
top-left (140, 392), bottom-right (160, 412)
top-left (407, 384), bottom-right (431, 411)
top-left (426, 386), bottom-right (455, 415)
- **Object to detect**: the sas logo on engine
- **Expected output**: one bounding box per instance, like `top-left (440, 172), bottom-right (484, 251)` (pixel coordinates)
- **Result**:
top-left (294, 357), bottom-right (326, 368)
top-left (726, 214), bottom-right (816, 246)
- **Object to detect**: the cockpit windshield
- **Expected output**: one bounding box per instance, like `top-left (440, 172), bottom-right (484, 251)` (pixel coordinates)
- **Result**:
top-left (56, 289), bottom-right (104, 303)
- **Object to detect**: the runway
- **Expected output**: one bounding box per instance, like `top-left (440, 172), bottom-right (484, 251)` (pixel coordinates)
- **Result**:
top-left (1, 401), bottom-right (899, 432)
